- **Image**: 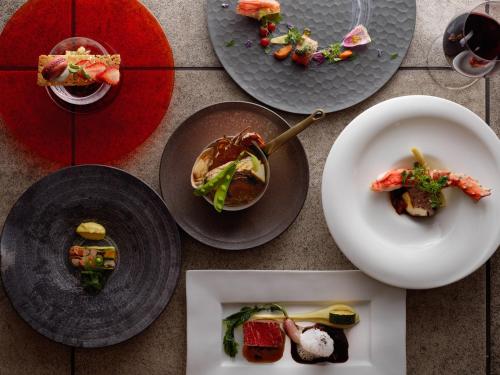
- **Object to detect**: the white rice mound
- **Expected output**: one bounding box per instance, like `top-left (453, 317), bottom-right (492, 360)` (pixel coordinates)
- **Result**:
top-left (300, 328), bottom-right (334, 358)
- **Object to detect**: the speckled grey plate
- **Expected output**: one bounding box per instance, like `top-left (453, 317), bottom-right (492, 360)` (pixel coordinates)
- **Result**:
top-left (0, 165), bottom-right (181, 348)
top-left (207, 0), bottom-right (416, 114)
top-left (159, 101), bottom-right (308, 250)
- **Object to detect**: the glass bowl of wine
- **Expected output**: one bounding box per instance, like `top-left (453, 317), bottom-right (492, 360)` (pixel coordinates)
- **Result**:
top-left (427, 1), bottom-right (499, 89)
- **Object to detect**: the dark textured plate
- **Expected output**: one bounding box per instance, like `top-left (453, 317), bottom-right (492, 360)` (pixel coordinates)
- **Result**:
top-left (0, 165), bottom-right (181, 347)
top-left (159, 102), bottom-right (308, 250)
top-left (207, 0), bottom-right (416, 114)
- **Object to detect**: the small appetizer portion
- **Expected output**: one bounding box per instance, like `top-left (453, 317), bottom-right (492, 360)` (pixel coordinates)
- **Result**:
top-left (69, 222), bottom-right (118, 293)
top-left (286, 322), bottom-right (349, 364)
top-left (230, 0), bottom-right (374, 67)
top-left (222, 303), bottom-right (359, 365)
top-left (38, 46), bottom-right (120, 86)
top-left (243, 320), bottom-right (285, 362)
top-left (236, 0), bottom-right (280, 20)
top-left (291, 33), bottom-right (318, 66)
top-left (191, 128), bottom-right (267, 212)
top-left (76, 222), bottom-right (106, 240)
top-left (370, 148), bottom-right (491, 217)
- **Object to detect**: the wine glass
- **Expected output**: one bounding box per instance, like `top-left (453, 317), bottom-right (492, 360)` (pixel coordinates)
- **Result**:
top-left (427, 1), bottom-right (500, 89)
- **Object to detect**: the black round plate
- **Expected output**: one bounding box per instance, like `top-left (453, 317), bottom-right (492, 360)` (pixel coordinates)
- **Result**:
top-left (159, 101), bottom-right (309, 250)
top-left (0, 165), bottom-right (181, 347)
top-left (207, 0), bottom-right (416, 114)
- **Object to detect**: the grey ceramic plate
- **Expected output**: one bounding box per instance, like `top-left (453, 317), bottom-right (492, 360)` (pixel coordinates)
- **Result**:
top-left (0, 165), bottom-right (181, 347)
top-left (207, 0), bottom-right (416, 114)
top-left (159, 101), bottom-right (308, 250)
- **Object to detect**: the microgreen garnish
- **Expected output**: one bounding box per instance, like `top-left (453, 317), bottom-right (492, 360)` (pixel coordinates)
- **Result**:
top-left (264, 46), bottom-right (272, 54)
top-left (322, 43), bottom-right (342, 63)
top-left (261, 13), bottom-right (282, 25)
top-left (390, 52), bottom-right (399, 60)
top-left (401, 170), bottom-right (408, 185)
top-left (411, 163), bottom-right (449, 208)
top-left (225, 39), bottom-right (236, 47)
top-left (285, 27), bottom-right (303, 45)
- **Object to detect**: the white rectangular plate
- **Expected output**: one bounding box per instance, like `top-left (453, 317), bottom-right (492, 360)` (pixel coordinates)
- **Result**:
top-left (186, 270), bottom-right (406, 375)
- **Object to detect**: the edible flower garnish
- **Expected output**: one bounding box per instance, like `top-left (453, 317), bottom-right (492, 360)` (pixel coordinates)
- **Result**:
top-left (342, 25), bottom-right (371, 47)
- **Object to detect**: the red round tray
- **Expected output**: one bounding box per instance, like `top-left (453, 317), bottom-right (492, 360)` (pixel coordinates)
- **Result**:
top-left (0, 0), bottom-right (174, 164)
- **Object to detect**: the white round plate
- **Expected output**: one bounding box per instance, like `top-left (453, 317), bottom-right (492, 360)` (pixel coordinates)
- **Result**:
top-left (322, 95), bottom-right (500, 289)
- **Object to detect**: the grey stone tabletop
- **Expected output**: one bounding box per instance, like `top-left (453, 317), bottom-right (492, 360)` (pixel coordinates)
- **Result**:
top-left (0, 1), bottom-right (499, 374)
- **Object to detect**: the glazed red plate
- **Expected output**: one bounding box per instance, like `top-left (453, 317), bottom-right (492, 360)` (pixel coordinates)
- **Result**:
top-left (0, 0), bottom-right (174, 164)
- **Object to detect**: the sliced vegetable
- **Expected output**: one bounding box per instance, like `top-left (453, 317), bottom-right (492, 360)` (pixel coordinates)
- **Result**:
top-left (213, 162), bottom-right (238, 212)
top-left (329, 310), bottom-right (357, 325)
top-left (274, 44), bottom-right (293, 60)
top-left (194, 159), bottom-right (239, 196)
top-left (339, 50), bottom-right (353, 60)
top-left (270, 34), bottom-right (288, 44)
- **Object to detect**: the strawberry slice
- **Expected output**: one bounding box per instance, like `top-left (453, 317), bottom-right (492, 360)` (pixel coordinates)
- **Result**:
top-left (96, 67), bottom-right (120, 86)
top-left (84, 62), bottom-right (107, 80)
top-left (75, 59), bottom-right (91, 78)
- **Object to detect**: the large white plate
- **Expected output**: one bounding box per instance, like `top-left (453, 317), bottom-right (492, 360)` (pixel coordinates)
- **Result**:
top-left (322, 95), bottom-right (500, 289)
top-left (186, 270), bottom-right (406, 375)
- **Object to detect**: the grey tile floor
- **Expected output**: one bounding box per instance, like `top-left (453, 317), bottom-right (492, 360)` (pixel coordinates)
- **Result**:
top-left (0, 1), bottom-right (498, 374)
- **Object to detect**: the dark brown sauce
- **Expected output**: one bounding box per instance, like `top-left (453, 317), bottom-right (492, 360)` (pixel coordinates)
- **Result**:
top-left (66, 82), bottom-right (102, 97)
top-left (390, 188), bottom-right (407, 215)
top-left (243, 330), bottom-right (285, 363)
top-left (290, 325), bottom-right (349, 364)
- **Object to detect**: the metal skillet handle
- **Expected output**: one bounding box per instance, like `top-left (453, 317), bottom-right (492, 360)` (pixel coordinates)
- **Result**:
top-left (262, 109), bottom-right (326, 156)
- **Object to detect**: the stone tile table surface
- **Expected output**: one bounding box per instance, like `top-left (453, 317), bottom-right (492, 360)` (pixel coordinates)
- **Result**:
top-left (0, 1), bottom-right (498, 374)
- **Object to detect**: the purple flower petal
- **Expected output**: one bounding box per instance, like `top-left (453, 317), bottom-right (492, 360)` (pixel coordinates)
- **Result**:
top-left (286, 23), bottom-right (294, 30)
top-left (342, 25), bottom-right (371, 47)
top-left (312, 51), bottom-right (326, 64)
top-left (245, 40), bottom-right (253, 48)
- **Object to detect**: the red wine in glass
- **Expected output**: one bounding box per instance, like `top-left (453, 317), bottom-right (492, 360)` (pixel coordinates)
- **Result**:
top-left (442, 3), bottom-right (500, 78)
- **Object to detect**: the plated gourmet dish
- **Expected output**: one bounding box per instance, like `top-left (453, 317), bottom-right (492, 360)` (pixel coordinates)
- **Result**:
top-left (229, 0), bottom-right (373, 67)
top-left (68, 222), bottom-right (117, 293)
top-left (191, 128), bottom-right (268, 212)
top-left (37, 45), bottom-right (121, 86)
top-left (223, 303), bottom-right (359, 364)
top-left (371, 148), bottom-right (491, 217)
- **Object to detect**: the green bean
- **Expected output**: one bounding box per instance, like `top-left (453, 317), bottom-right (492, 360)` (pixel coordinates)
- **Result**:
top-left (194, 160), bottom-right (238, 196)
top-left (214, 162), bottom-right (238, 212)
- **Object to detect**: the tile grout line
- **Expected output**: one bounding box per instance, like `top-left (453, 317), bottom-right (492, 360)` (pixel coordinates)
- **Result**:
top-left (71, 0), bottom-right (76, 373)
top-left (0, 66), bottom-right (454, 71)
top-left (485, 76), bottom-right (491, 375)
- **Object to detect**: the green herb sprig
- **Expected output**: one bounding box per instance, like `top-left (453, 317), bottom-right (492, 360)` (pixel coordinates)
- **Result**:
top-left (223, 304), bottom-right (288, 357)
top-left (403, 163), bottom-right (448, 208)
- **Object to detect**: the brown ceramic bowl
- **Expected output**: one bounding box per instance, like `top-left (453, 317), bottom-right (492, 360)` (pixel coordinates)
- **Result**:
top-left (159, 101), bottom-right (309, 250)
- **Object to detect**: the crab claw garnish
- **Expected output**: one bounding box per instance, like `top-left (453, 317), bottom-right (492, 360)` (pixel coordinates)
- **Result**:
top-left (342, 25), bottom-right (371, 47)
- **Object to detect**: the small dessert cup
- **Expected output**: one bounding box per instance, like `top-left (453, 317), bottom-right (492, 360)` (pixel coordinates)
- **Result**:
top-left (46, 37), bottom-right (119, 112)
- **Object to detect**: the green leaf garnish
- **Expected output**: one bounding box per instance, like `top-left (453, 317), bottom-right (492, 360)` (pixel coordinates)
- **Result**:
top-left (411, 162), bottom-right (448, 208)
top-left (322, 43), bottom-right (342, 63)
top-left (261, 13), bottom-right (282, 25)
top-left (225, 39), bottom-right (236, 47)
top-left (390, 52), bottom-right (399, 60)
top-left (68, 63), bottom-right (81, 74)
top-left (285, 27), bottom-right (303, 45)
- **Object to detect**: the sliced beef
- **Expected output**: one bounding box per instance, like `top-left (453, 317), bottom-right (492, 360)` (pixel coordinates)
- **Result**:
top-left (243, 320), bottom-right (285, 363)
